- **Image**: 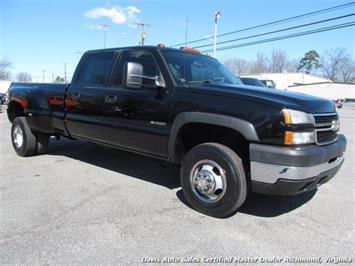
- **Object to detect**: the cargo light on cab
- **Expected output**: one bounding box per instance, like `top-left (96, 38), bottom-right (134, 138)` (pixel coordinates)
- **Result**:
top-left (282, 109), bottom-right (315, 145)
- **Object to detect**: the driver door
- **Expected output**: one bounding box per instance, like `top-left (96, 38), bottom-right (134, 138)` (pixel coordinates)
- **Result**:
top-left (101, 49), bottom-right (171, 157)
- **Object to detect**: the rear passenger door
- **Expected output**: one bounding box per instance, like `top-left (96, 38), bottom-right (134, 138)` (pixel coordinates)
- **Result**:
top-left (65, 51), bottom-right (117, 142)
top-left (101, 49), bottom-right (171, 157)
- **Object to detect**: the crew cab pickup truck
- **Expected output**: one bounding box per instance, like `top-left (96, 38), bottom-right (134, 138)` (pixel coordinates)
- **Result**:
top-left (7, 46), bottom-right (346, 217)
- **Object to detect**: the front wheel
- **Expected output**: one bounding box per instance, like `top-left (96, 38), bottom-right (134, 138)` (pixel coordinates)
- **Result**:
top-left (180, 143), bottom-right (247, 218)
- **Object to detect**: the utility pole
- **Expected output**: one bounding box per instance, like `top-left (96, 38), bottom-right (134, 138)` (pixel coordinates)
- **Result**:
top-left (213, 10), bottom-right (221, 58)
top-left (52, 72), bottom-right (54, 83)
top-left (135, 22), bottom-right (150, 45)
top-left (63, 63), bottom-right (67, 83)
top-left (185, 16), bottom-right (189, 48)
top-left (42, 70), bottom-right (46, 83)
top-left (100, 24), bottom-right (110, 48)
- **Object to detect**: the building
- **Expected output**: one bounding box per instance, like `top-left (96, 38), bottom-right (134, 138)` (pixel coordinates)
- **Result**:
top-left (287, 82), bottom-right (355, 100)
top-left (243, 72), bottom-right (331, 89)
top-left (243, 73), bottom-right (355, 100)
top-left (0, 80), bottom-right (11, 94)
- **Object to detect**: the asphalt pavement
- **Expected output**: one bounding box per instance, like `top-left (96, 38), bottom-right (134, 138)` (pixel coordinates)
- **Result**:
top-left (0, 107), bottom-right (354, 265)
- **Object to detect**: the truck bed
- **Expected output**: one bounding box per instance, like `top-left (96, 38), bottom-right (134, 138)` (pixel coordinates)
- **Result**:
top-left (8, 82), bottom-right (69, 134)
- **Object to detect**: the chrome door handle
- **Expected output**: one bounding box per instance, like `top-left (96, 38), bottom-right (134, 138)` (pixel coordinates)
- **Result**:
top-left (70, 93), bottom-right (80, 100)
top-left (105, 95), bottom-right (118, 104)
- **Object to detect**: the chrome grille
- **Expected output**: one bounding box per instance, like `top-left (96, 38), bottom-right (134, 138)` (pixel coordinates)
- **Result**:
top-left (313, 113), bottom-right (339, 145)
top-left (316, 130), bottom-right (338, 144)
top-left (314, 114), bottom-right (338, 125)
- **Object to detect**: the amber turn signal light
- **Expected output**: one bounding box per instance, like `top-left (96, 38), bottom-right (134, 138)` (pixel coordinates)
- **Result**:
top-left (284, 131), bottom-right (293, 145)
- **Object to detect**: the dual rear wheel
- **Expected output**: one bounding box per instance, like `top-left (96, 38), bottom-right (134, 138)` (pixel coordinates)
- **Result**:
top-left (11, 117), bottom-right (49, 156)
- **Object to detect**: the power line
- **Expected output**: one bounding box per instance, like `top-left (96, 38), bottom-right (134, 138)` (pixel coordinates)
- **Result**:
top-left (170, 2), bottom-right (355, 47)
top-left (200, 22), bottom-right (355, 53)
top-left (194, 13), bottom-right (355, 49)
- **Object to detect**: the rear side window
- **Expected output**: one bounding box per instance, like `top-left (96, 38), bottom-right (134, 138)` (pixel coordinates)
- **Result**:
top-left (76, 52), bottom-right (115, 85)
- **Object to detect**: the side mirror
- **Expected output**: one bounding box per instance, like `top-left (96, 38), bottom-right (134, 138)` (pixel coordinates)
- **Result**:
top-left (126, 62), bottom-right (144, 89)
top-left (126, 62), bottom-right (166, 90)
top-left (155, 74), bottom-right (166, 91)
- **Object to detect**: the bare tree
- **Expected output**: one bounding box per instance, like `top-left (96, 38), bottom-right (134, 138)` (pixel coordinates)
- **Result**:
top-left (339, 57), bottom-right (355, 83)
top-left (286, 59), bottom-right (300, 73)
top-left (251, 52), bottom-right (269, 73)
top-left (16, 72), bottom-right (32, 82)
top-left (222, 47), bottom-right (354, 79)
top-left (224, 58), bottom-right (251, 75)
top-left (0, 58), bottom-right (12, 80)
top-left (320, 48), bottom-right (355, 82)
top-left (269, 49), bottom-right (288, 72)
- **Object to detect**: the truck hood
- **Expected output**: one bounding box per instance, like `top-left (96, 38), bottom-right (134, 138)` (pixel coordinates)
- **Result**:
top-left (197, 84), bottom-right (336, 114)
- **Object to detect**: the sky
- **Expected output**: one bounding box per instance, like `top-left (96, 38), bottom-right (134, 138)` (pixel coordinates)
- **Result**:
top-left (1, 0), bottom-right (354, 82)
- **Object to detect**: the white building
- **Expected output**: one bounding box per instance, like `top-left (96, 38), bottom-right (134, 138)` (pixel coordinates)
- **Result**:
top-left (0, 80), bottom-right (11, 94)
top-left (243, 73), bottom-right (355, 100)
top-left (287, 82), bottom-right (355, 100)
top-left (243, 72), bottom-right (331, 89)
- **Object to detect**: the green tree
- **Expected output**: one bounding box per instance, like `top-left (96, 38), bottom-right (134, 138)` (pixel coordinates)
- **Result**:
top-left (298, 50), bottom-right (321, 74)
top-left (54, 76), bottom-right (65, 83)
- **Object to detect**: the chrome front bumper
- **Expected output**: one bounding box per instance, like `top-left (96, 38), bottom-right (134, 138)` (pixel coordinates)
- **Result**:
top-left (251, 154), bottom-right (345, 184)
top-left (249, 134), bottom-right (346, 195)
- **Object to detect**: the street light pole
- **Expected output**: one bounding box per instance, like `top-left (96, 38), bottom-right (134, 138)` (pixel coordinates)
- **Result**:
top-left (213, 10), bottom-right (221, 58)
top-left (42, 70), bottom-right (46, 83)
top-left (185, 16), bottom-right (189, 47)
top-left (100, 24), bottom-right (110, 48)
top-left (63, 63), bottom-right (67, 83)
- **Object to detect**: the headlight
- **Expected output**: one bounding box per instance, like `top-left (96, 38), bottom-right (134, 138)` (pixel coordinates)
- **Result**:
top-left (281, 109), bottom-right (314, 124)
top-left (282, 109), bottom-right (315, 145)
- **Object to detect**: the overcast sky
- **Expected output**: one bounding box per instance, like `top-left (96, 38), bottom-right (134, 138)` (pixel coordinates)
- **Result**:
top-left (1, 0), bottom-right (354, 82)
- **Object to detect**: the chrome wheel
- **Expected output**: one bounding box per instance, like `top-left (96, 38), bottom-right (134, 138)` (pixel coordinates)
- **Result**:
top-left (13, 125), bottom-right (24, 148)
top-left (190, 159), bottom-right (227, 203)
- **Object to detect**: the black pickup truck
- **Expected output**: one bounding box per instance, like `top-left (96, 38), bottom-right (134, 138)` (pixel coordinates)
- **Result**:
top-left (7, 45), bottom-right (346, 217)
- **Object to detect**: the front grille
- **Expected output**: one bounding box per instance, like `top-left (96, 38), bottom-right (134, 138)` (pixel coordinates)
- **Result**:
top-left (314, 114), bottom-right (338, 125)
top-left (316, 130), bottom-right (338, 144)
top-left (313, 113), bottom-right (339, 145)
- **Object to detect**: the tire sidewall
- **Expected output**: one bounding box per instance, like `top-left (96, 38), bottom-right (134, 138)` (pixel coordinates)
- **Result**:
top-left (181, 143), bottom-right (247, 218)
top-left (11, 118), bottom-right (35, 156)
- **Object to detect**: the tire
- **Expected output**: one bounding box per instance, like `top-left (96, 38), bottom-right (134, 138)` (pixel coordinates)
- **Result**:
top-left (180, 143), bottom-right (247, 218)
top-left (11, 117), bottom-right (37, 156)
top-left (36, 133), bottom-right (49, 154)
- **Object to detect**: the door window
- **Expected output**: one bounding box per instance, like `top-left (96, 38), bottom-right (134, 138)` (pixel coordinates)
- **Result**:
top-left (112, 50), bottom-right (163, 88)
top-left (76, 52), bottom-right (115, 85)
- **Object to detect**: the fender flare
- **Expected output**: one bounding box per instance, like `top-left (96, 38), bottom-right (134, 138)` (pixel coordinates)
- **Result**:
top-left (168, 112), bottom-right (259, 162)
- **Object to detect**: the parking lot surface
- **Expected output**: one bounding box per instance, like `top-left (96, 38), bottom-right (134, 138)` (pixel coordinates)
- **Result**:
top-left (0, 107), bottom-right (354, 265)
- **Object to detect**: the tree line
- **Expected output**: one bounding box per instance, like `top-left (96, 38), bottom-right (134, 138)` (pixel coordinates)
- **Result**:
top-left (224, 47), bottom-right (354, 83)
top-left (0, 59), bottom-right (64, 83)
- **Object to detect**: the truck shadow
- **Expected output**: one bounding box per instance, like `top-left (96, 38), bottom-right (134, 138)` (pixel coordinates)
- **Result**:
top-left (242, 190), bottom-right (316, 217)
top-left (176, 190), bottom-right (316, 218)
top-left (48, 138), bottom-right (316, 218)
top-left (48, 138), bottom-right (180, 189)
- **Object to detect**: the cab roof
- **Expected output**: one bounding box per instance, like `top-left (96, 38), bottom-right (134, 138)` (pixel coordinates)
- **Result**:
top-left (85, 45), bottom-right (206, 56)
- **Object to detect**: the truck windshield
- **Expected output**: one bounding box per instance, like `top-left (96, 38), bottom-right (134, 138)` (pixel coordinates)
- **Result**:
top-left (161, 50), bottom-right (243, 86)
